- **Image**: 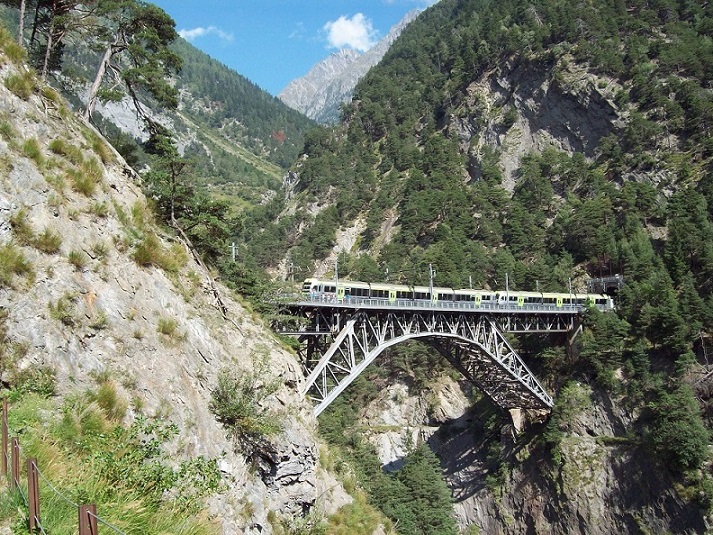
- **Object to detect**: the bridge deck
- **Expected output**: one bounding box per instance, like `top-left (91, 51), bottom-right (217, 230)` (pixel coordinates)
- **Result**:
top-left (285, 295), bottom-right (587, 315)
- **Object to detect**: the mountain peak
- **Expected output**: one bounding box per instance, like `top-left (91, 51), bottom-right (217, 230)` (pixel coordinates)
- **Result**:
top-left (278, 10), bottom-right (420, 123)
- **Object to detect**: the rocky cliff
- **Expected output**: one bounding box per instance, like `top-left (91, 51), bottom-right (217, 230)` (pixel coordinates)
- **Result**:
top-left (0, 51), bottom-right (349, 533)
top-left (359, 378), bottom-right (709, 534)
top-left (279, 10), bottom-right (419, 124)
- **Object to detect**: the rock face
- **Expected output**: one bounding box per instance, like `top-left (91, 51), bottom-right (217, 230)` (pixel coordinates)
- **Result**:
top-left (0, 58), bottom-right (349, 532)
top-left (450, 55), bottom-right (627, 191)
top-left (279, 10), bottom-right (420, 123)
top-left (360, 379), bottom-right (708, 534)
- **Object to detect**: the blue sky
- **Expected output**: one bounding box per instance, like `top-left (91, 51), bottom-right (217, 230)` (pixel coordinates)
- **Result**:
top-left (148, 1), bottom-right (436, 96)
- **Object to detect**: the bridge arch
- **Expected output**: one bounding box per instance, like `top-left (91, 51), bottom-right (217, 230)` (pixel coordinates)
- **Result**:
top-left (293, 308), bottom-right (556, 416)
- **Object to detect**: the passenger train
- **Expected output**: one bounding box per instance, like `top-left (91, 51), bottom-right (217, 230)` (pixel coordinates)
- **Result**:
top-left (302, 277), bottom-right (616, 311)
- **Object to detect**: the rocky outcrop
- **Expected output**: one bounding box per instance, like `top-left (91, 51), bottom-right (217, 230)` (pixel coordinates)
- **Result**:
top-left (451, 55), bottom-right (627, 191)
top-left (279, 10), bottom-right (420, 124)
top-left (360, 377), bottom-right (708, 534)
top-left (0, 57), bottom-right (349, 532)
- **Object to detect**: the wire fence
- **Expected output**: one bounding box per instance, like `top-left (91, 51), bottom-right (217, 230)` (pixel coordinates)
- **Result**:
top-left (1, 398), bottom-right (127, 534)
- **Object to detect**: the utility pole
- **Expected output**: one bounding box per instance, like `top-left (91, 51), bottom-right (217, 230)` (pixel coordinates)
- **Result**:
top-left (429, 264), bottom-right (436, 301)
top-left (230, 242), bottom-right (236, 262)
top-left (385, 266), bottom-right (389, 282)
top-left (334, 257), bottom-right (339, 286)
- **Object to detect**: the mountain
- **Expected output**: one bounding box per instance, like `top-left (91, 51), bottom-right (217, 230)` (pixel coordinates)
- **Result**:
top-left (279, 10), bottom-right (420, 124)
top-left (244, 0), bottom-right (713, 531)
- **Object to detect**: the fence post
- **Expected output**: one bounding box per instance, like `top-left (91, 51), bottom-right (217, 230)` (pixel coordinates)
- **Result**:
top-left (79, 504), bottom-right (98, 535)
top-left (27, 458), bottom-right (40, 532)
top-left (11, 437), bottom-right (19, 490)
top-left (1, 398), bottom-right (7, 477)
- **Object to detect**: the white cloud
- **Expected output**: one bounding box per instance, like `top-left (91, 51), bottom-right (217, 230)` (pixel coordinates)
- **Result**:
top-left (323, 13), bottom-right (377, 52)
top-left (179, 26), bottom-right (234, 43)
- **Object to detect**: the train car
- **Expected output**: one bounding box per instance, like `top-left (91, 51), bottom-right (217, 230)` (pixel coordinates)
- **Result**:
top-left (301, 278), bottom-right (614, 311)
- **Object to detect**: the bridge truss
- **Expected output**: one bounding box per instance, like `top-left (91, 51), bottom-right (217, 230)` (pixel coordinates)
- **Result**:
top-left (279, 303), bottom-right (578, 416)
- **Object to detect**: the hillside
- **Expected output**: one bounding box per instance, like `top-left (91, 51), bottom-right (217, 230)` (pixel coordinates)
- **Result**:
top-left (0, 29), bottom-right (357, 534)
top-left (241, 0), bottom-right (713, 532)
top-left (0, 2), bottom-right (316, 208)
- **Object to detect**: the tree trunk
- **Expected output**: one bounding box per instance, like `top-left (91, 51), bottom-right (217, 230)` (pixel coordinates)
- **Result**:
top-left (17, 0), bottom-right (25, 46)
top-left (84, 44), bottom-right (114, 121)
top-left (40, 22), bottom-right (53, 80)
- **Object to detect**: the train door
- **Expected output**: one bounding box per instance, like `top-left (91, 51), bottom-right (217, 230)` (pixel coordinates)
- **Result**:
top-left (475, 294), bottom-right (482, 306)
top-left (556, 296), bottom-right (563, 308)
top-left (432, 292), bottom-right (438, 305)
top-left (517, 295), bottom-right (525, 307)
top-left (389, 289), bottom-right (397, 303)
top-left (336, 286), bottom-right (345, 302)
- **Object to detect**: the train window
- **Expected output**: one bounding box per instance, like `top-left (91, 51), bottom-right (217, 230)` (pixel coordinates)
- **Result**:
top-left (325, 285), bottom-right (336, 293)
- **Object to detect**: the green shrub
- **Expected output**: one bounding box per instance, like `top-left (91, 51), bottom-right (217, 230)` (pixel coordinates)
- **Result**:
top-left (33, 227), bottom-right (62, 254)
top-left (0, 242), bottom-right (33, 287)
top-left (11, 365), bottom-right (56, 399)
top-left (90, 379), bottom-right (127, 421)
top-left (4, 71), bottom-right (35, 99)
top-left (209, 366), bottom-right (283, 451)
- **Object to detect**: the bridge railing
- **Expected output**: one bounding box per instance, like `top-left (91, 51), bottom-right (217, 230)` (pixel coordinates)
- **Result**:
top-left (287, 294), bottom-right (594, 314)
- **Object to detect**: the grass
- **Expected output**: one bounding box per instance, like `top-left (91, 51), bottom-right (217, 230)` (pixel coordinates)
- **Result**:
top-left (0, 242), bottom-right (34, 287)
top-left (21, 138), bottom-right (44, 166)
top-left (82, 127), bottom-right (115, 164)
top-left (9, 208), bottom-right (34, 246)
top-left (0, 26), bottom-right (26, 64)
top-left (68, 249), bottom-right (89, 270)
top-left (133, 233), bottom-right (187, 272)
top-left (0, 120), bottom-right (15, 143)
top-left (90, 241), bottom-right (109, 261)
top-left (48, 293), bottom-right (78, 326)
top-left (0, 392), bottom-right (221, 535)
top-left (4, 71), bottom-right (35, 100)
top-left (157, 317), bottom-right (179, 336)
top-left (34, 227), bottom-right (62, 254)
top-left (49, 138), bottom-right (84, 166)
top-left (89, 201), bottom-right (110, 218)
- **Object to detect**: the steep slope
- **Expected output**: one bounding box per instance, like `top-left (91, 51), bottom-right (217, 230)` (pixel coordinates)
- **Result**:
top-left (0, 40), bottom-right (349, 533)
top-left (279, 10), bottom-right (419, 124)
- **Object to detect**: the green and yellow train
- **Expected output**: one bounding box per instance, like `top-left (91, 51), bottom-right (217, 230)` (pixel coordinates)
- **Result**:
top-left (301, 278), bottom-right (615, 311)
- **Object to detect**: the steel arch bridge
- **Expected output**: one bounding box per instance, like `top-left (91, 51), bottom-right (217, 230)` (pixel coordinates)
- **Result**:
top-left (277, 298), bottom-right (583, 417)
